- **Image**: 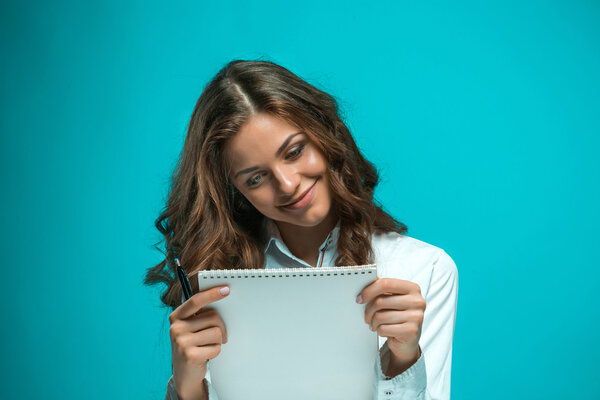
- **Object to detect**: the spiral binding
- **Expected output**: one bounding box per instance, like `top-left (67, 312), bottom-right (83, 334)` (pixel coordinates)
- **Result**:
top-left (198, 264), bottom-right (376, 279)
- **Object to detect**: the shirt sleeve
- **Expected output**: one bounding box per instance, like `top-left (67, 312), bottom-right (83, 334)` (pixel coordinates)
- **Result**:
top-left (372, 249), bottom-right (458, 400)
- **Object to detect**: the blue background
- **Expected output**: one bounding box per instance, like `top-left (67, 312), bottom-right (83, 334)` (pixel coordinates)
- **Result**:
top-left (1, 1), bottom-right (599, 399)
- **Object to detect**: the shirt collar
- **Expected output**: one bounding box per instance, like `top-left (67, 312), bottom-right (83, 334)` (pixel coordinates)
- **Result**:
top-left (263, 219), bottom-right (341, 255)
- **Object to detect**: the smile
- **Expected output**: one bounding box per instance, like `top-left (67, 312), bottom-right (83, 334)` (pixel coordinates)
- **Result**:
top-left (280, 180), bottom-right (318, 210)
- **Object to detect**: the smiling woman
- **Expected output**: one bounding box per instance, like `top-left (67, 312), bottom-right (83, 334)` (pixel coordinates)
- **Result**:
top-left (224, 113), bottom-right (337, 261)
top-left (144, 60), bottom-right (458, 400)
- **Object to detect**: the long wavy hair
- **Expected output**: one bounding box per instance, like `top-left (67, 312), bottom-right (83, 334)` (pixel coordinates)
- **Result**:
top-left (144, 60), bottom-right (407, 310)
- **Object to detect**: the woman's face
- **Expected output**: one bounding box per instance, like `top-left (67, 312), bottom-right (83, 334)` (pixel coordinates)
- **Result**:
top-left (224, 113), bottom-right (334, 229)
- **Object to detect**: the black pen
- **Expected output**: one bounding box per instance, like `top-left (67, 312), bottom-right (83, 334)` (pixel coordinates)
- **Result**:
top-left (175, 258), bottom-right (193, 301)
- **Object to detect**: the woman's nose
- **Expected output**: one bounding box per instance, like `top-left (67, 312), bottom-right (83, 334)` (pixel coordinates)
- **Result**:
top-left (272, 164), bottom-right (300, 195)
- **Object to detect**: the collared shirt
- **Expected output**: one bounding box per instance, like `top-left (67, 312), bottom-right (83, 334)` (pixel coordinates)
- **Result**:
top-left (167, 222), bottom-right (458, 400)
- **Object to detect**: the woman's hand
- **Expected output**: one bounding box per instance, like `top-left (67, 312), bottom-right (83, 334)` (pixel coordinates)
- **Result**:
top-left (357, 278), bottom-right (426, 376)
top-left (168, 286), bottom-right (230, 400)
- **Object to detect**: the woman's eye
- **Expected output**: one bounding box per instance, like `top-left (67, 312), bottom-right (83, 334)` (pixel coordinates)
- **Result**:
top-left (286, 144), bottom-right (305, 159)
top-left (246, 174), bottom-right (263, 187)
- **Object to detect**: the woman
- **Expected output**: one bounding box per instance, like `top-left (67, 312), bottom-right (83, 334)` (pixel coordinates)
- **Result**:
top-left (144, 60), bottom-right (458, 400)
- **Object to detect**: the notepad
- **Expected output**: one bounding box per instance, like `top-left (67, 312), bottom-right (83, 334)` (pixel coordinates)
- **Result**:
top-left (197, 265), bottom-right (379, 400)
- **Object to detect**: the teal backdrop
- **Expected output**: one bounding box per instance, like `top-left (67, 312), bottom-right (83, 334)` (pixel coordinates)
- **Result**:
top-left (1, 1), bottom-right (599, 399)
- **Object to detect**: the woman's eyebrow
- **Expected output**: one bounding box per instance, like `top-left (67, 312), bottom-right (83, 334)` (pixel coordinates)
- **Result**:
top-left (233, 131), bottom-right (304, 179)
top-left (274, 131), bottom-right (303, 157)
top-left (234, 166), bottom-right (259, 179)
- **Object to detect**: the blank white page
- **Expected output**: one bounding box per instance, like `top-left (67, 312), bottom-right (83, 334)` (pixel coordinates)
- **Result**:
top-left (197, 265), bottom-right (378, 400)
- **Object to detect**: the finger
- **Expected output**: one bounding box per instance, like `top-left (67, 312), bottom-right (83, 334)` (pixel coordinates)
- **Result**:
top-left (182, 344), bottom-right (222, 365)
top-left (368, 310), bottom-right (410, 331)
top-left (170, 286), bottom-right (230, 322)
top-left (363, 294), bottom-right (417, 324)
top-left (183, 308), bottom-right (229, 343)
top-left (170, 307), bottom-right (229, 344)
top-left (358, 278), bottom-right (419, 304)
top-left (377, 321), bottom-right (421, 339)
top-left (175, 327), bottom-right (226, 349)
top-left (371, 309), bottom-right (424, 332)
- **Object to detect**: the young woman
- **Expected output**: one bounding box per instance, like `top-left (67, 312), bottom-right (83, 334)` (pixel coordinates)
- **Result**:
top-left (145, 60), bottom-right (458, 400)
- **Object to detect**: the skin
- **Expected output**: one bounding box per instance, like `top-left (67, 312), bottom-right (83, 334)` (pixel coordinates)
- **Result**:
top-left (225, 112), bottom-right (338, 264)
top-left (169, 286), bottom-right (229, 400)
top-left (169, 113), bottom-right (425, 399)
top-left (357, 278), bottom-right (425, 376)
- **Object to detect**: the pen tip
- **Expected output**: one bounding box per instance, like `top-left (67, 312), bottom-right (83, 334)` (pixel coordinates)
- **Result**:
top-left (174, 258), bottom-right (180, 266)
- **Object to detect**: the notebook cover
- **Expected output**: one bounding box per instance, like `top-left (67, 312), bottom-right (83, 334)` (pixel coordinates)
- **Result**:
top-left (197, 265), bottom-right (379, 400)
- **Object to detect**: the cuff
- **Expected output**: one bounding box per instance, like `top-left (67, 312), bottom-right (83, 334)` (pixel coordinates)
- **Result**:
top-left (166, 376), bottom-right (216, 400)
top-left (374, 351), bottom-right (427, 399)
top-left (166, 375), bottom-right (180, 400)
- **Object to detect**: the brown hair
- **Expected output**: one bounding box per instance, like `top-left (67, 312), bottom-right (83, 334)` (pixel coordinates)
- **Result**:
top-left (144, 60), bottom-right (407, 310)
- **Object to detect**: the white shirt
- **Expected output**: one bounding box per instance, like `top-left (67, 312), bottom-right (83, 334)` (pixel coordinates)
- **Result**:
top-left (166, 223), bottom-right (458, 400)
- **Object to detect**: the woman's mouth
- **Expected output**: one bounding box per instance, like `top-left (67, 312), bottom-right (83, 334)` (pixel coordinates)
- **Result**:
top-left (280, 180), bottom-right (318, 210)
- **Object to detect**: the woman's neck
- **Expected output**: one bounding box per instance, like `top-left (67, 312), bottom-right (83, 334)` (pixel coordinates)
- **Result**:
top-left (275, 212), bottom-right (338, 267)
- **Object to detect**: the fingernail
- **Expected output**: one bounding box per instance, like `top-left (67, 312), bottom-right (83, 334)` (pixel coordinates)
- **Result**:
top-left (219, 287), bottom-right (230, 296)
top-left (355, 295), bottom-right (363, 304)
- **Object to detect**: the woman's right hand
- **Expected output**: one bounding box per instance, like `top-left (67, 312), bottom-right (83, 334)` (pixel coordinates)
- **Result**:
top-left (168, 285), bottom-right (230, 400)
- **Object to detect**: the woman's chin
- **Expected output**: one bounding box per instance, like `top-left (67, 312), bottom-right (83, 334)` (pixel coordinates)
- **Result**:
top-left (277, 207), bottom-right (335, 229)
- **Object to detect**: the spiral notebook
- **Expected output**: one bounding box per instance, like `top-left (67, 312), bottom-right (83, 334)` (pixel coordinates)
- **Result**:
top-left (197, 264), bottom-right (379, 400)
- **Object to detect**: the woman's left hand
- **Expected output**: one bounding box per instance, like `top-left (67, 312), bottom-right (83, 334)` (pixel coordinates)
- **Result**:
top-left (357, 278), bottom-right (426, 370)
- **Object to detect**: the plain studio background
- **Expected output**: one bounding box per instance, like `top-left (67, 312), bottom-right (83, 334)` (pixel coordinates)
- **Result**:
top-left (1, 1), bottom-right (598, 399)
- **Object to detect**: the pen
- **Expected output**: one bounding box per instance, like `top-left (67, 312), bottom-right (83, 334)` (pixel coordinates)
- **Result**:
top-left (175, 258), bottom-right (193, 301)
